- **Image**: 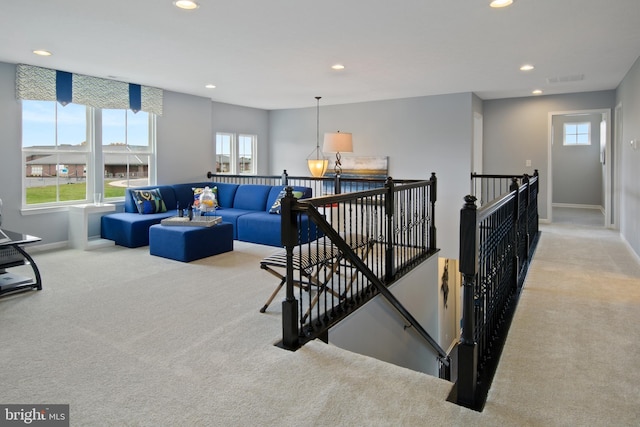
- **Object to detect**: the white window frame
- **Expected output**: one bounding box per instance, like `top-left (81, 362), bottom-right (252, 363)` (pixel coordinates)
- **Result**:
top-left (238, 134), bottom-right (257, 175)
top-left (215, 132), bottom-right (234, 174)
top-left (215, 132), bottom-right (257, 175)
top-left (21, 101), bottom-right (91, 208)
top-left (102, 109), bottom-right (157, 200)
top-left (21, 100), bottom-right (157, 209)
top-left (563, 122), bottom-right (591, 146)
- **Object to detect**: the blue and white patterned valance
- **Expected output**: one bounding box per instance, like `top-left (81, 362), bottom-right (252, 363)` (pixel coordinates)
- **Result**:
top-left (16, 64), bottom-right (163, 116)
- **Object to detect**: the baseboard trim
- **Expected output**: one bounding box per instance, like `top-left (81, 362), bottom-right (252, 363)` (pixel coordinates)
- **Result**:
top-left (26, 241), bottom-right (69, 254)
top-left (552, 203), bottom-right (603, 211)
top-left (620, 234), bottom-right (640, 264)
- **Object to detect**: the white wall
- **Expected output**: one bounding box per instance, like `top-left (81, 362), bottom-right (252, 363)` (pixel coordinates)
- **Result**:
top-left (329, 255), bottom-right (441, 377)
top-left (616, 56), bottom-right (640, 257)
top-left (269, 93), bottom-right (475, 259)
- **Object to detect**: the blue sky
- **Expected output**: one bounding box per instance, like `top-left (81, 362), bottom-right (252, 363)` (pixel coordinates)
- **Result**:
top-left (22, 101), bottom-right (149, 148)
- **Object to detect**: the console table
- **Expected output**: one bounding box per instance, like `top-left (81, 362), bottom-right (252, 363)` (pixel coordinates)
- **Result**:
top-left (0, 229), bottom-right (42, 297)
top-left (68, 203), bottom-right (115, 250)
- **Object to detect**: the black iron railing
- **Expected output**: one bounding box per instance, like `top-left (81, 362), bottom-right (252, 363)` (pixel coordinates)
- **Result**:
top-left (206, 170), bottom-right (387, 198)
top-left (471, 170), bottom-right (539, 206)
top-left (277, 175), bottom-right (449, 377)
top-left (453, 173), bottom-right (540, 410)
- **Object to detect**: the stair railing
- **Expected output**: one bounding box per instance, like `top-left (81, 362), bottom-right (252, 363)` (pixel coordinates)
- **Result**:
top-left (471, 170), bottom-right (539, 206)
top-left (454, 172), bottom-right (540, 410)
top-left (278, 175), bottom-right (450, 378)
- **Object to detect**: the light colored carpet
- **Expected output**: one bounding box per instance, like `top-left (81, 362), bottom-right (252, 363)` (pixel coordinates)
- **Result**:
top-left (1, 221), bottom-right (639, 426)
top-left (552, 206), bottom-right (604, 227)
top-left (0, 242), bottom-right (469, 426)
top-left (485, 222), bottom-right (640, 426)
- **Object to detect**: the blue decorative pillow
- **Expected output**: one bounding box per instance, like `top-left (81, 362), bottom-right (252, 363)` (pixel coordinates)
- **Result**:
top-left (269, 189), bottom-right (303, 214)
top-left (132, 188), bottom-right (167, 214)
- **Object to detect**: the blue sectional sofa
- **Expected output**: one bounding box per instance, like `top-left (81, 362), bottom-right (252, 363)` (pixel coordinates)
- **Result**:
top-left (100, 182), bottom-right (318, 248)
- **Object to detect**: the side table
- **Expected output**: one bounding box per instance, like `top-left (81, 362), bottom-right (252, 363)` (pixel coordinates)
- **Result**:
top-left (0, 229), bottom-right (42, 297)
top-left (68, 203), bottom-right (116, 250)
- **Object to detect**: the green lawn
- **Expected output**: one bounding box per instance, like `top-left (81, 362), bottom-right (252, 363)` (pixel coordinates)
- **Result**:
top-left (26, 182), bottom-right (126, 204)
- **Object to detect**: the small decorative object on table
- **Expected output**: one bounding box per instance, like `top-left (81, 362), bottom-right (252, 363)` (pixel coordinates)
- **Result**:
top-left (161, 216), bottom-right (222, 227)
top-left (199, 186), bottom-right (217, 215)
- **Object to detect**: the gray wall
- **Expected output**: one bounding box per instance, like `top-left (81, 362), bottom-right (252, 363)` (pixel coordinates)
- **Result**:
top-left (156, 96), bottom-right (271, 184)
top-left (3, 54), bottom-right (638, 260)
top-left (269, 93), bottom-right (475, 259)
top-left (616, 56), bottom-right (640, 257)
top-left (0, 62), bottom-right (72, 246)
top-left (212, 101), bottom-right (270, 175)
top-left (156, 91), bottom-right (213, 184)
top-left (483, 91), bottom-right (616, 221)
top-left (552, 113), bottom-right (604, 206)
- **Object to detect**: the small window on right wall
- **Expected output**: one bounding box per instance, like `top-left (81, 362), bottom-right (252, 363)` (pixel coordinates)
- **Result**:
top-left (563, 122), bottom-right (591, 146)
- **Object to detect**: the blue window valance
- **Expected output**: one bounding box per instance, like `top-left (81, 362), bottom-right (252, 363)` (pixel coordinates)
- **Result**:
top-left (16, 64), bottom-right (163, 116)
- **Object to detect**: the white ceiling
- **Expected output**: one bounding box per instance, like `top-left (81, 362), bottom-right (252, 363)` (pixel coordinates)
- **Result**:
top-left (1, 0), bottom-right (640, 110)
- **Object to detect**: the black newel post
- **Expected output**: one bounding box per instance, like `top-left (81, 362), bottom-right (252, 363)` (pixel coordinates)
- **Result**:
top-left (429, 172), bottom-right (437, 250)
top-left (280, 187), bottom-right (299, 350)
top-left (458, 195), bottom-right (479, 408)
top-left (384, 177), bottom-right (395, 282)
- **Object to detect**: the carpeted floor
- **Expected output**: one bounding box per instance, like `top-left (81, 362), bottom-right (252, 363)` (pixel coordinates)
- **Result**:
top-left (552, 206), bottom-right (604, 227)
top-left (1, 215), bottom-right (639, 426)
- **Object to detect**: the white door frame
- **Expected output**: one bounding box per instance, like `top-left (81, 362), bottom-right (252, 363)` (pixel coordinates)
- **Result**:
top-left (614, 103), bottom-right (623, 229)
top-left (547, 108), bottom-right (612, 226)
top-left (472, 112), bottom-right (483, 193)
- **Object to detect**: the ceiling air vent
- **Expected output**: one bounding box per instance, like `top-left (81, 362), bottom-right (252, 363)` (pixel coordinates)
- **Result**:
top-left (546, 74), bottom-right (585, 84)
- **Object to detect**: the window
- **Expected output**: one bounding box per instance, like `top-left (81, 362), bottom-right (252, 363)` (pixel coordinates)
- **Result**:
top-left (238, 134), bottom-right (257, 174)
top-left (215, 133), bottom-right (233, 173)
top-left (563, 122), bottom-right (591, 145)
top-left (22, 101), bottom-right (89, 205)
top-left (215, 132), bottom-right (257, 174)
top-left (102, 109), bottom-right (155, 198)
top-left (22, 101), bottom-right (156, 207)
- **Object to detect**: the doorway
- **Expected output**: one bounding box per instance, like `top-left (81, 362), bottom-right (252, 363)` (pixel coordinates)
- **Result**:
top-left (547, 109), bottom-right (612, 227)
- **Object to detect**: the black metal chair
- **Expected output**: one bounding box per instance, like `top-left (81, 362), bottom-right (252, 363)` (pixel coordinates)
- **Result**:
top-left (259, 238), bottom-right (342, 321)
top-left (259, 234), bottom-right (375, 320)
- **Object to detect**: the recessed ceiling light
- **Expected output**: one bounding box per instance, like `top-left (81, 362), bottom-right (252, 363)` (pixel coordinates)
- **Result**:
top-left (532, 89), bottom-right (543, 95)
top-left (33, 50), bottom-right (52, 56)
top-left (331, 64), bottom-right (345, 70)
top-left (490, 0), bottom-right (514, 8)
top-left (173, 0), bottom-right (199, 10)
top-left (520, 64), bottom-right (535, 71)
top-left (205, 84), bottom-right (216, 89)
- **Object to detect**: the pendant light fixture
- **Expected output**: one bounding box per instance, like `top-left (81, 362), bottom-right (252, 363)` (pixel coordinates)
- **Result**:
top-left (306, 96), bottom-right (329, 177)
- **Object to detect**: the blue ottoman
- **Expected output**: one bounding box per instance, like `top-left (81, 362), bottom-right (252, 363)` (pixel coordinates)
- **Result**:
top-left (149, 222), bottom-right (233, 262)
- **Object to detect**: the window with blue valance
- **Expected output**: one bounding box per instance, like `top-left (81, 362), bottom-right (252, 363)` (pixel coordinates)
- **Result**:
top-left (15, 64), bottom-right (163, 116)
